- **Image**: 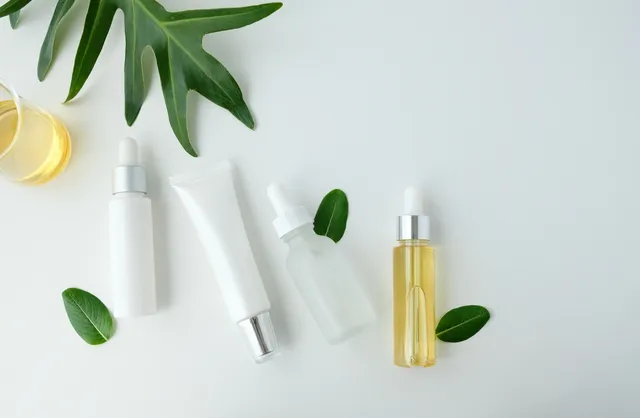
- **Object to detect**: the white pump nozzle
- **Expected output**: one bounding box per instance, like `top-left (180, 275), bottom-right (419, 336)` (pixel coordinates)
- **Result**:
top-left (267, 183), bottom-right (312, 238)
top-left (404, 186), bottom-right (425, 215)
top-left (119, 137), bottom-right (139, 166)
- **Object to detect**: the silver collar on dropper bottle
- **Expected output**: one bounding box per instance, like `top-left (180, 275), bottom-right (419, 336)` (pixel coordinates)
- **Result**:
top-left (397, 186), bottom-right (431, 240)
top-left (113, 137), bottom-right (147, 195)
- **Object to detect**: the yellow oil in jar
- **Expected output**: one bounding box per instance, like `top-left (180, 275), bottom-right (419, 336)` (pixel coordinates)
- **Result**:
top-left (0, 100), bottom-right (71, 184)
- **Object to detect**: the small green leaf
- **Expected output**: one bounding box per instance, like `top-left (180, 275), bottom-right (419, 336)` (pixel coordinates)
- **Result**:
top-left (0, 0), bottom-right (31, 18)
top-left (38, 0), bottom-right (76, 81)
top-left (62, 288), bottom-right (115, 345)
top-left (436, 305), bottom-right (490, 343)
top-left (314, 189), bottom-right (349, 243)
top-left (9, 10), bottom-right (19, 28)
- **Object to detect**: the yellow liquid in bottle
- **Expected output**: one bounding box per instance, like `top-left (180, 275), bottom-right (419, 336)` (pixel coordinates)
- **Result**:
top-left (0, 100), bottom-right (71, 184)
top-left (393, 240), bottom-right (436, 367)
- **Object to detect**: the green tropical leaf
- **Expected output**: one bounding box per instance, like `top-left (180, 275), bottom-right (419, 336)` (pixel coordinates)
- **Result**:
top-left (436, 305), bottom-right (490, 343)
top-left (0, 0), bottom-right (31, 17)
top-left (38, 0), bottom-right (76, 81)
top-left (1, 0), bottom-right (282, 157)
top-left (314, 189), bottom-right (349, 243)
top-left (62, 288), bottom-right (116, 345)
top-left (9, 10), bottom-right (18, 28)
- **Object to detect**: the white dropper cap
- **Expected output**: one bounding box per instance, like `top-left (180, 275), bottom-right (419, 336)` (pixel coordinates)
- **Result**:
top-left (404, 186), bottom-right (425, 215)
top-left (113, 137), bottom-right (147, 194)
top-left (119, 137), bottom-right (139, 166)
top-left (267, 183), bottom-right (313, 238)
top-left (397, 186), bottom-right (431, 240)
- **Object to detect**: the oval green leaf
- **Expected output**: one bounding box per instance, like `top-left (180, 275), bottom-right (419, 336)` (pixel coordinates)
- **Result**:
top-left (62, 288), bottom-right (115, 345)
top-left (314, 189), bottom-right (349, 243)
top-left (436, 305), bottom-right (490, 343)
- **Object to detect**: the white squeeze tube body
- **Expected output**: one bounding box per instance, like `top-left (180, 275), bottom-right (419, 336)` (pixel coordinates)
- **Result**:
top-left (170, 162), bottom-right (279, 363)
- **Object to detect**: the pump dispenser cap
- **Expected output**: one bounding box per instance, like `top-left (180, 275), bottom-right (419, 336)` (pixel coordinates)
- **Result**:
top-left (113, 137), bottom-right (147, 194)
top-left (397, 186), bottom-right (431, 240)
top-left (267, 183), bottom-right (313, 238)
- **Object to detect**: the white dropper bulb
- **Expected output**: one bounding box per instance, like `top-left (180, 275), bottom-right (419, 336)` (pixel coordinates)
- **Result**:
top-left (267, 183), bottom-right (293, 216)
top-left (119, 137), bottom-right (139, 166)
top-left (404, 186), bottom-right (425, 215)
top-left (267, 183), bottom-right (313, 238)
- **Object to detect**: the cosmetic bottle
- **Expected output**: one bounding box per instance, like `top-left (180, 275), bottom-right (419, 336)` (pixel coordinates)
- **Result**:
top-left (393, 187), bottom-right (436, 367)
top-left (109, 137), bottom-right (157, 318)
top-left (171, 162), bottom-right (279, 363)
top-left (267, 183), bottom-right (375, 344)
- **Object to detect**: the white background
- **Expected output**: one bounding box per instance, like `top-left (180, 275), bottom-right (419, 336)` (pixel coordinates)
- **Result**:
top-left (0, 1), bottom-right (638, 417)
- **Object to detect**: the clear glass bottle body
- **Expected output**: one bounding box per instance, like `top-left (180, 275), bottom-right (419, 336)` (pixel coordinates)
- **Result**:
top-left (393, 239), bottom-right (436, 367)
top-left (284, 226), bottom-right (375, 344)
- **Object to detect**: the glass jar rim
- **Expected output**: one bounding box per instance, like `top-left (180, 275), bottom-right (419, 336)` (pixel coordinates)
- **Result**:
top-left (0, 79), bottom-right (23, 162)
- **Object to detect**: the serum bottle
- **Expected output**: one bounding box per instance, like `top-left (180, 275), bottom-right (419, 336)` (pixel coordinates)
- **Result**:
top-left (109, 137), bottom-right (156, 318)
top-left (268, 183), bottom-right (375, 344)
top-left (393, 187), bottom-right (435, 367)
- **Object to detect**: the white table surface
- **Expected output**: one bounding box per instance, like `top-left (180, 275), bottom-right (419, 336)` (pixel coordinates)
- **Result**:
top-left (1, 1), bottom-right (639, 417)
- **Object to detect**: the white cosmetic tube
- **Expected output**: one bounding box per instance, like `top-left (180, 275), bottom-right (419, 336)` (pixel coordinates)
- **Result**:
top-left (171, 161), bottom-right (279, 363)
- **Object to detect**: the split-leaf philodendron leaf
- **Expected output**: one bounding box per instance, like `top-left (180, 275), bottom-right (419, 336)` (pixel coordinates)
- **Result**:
top-left (8, 10), bottom-right (18, 28)
top-left (0, 0), bottom-right (282, 156)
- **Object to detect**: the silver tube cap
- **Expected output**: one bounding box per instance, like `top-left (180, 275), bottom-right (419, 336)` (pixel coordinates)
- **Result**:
top-left (238, 311), bottom-right (280, 363)
top-left (397, 215), bottom-right (431, 240)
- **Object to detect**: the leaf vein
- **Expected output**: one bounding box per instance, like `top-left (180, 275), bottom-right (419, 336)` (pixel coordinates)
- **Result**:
top-left (324, 203), bottom-right (338, 237)
top-left (166, 40), bottom-right (184, 138)
top-left (68, 295), bottom-right (108, 342)
top-left (436, 313), bottom-right (487, 336)
top-left (136, 2), bottom-right (235, 103)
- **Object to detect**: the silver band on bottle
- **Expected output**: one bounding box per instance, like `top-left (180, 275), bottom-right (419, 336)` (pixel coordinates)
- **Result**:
top-left (397, 215), bottom-right (430, 240)
top-left (113, 166), bottom-right (147, 194)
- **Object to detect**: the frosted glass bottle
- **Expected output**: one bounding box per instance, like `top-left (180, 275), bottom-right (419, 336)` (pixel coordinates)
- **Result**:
top-left (268, 184), bottom-right (375, 344)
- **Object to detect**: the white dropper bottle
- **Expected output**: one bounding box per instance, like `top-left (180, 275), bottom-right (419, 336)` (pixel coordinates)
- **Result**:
top-left (109, 137), bottom-right (157, 318)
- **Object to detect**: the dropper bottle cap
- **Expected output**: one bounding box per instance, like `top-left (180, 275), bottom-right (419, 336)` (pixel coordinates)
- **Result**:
top-left (397, 186), bottom-right (431, 240)
top-left (267, 183), bottom-right (313, 238)
top-left (113, 137), bottom-right (147, 195)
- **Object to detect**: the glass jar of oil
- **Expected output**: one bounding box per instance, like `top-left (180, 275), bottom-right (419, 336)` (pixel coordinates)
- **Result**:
top-left (0, 81), bottom-right (71, 185)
